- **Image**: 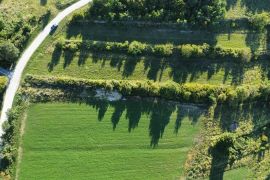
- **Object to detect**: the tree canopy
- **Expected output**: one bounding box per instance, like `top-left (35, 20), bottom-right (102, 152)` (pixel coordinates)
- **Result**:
top-left (88, 0), bottom-right (226, 25)
top-left (0, 41), bottom-right (19, 64)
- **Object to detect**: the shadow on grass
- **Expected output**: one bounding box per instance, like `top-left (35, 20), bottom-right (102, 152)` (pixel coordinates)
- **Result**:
top-left (40, 10), bottom-right (51, 28)
top-left (48, 46), bottom-right (62, 71)
top-left (66, 21), bottom-right (218, 45)
top-left (210, 103), bottom-right (270, 179)
top-left (214, 103), bottom-right (270, 132)
top-left (246, 31), bottom-right (267, 54)
top-left (47, 20), bottom-right (270, 85)
top-left (40, 0), bottom-right (47, 6)
top-left (241, 0), bottom-right (270, 13)
top-left (48, 49), bottom-right (250, 85)
top-left (82, 97), bottom-right (205, 147)
top-left (209, 139), bottom-right (231, 180)
top-left (226, 0), bottom-right (237, 11)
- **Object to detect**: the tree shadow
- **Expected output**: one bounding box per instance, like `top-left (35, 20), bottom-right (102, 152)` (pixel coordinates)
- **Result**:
top-left (226, 0), bottom-right (238, 11)
top-left (58, 47), bottom-right (249, 85)
top-left (63, 51), bottom-right (76, 68)
top-left (40, 10), bottom-right (51, 28)
top-left (48, 46), bottom-right (62, 71)
top-left (40, 0), bottom-right (47, 6)
top-left (246, 31), bottom-right (267, 54)
top-left (122, 56), bottom-right (141, 77)
top-left (82, 96), bottom-right (206, 147)
top-left (214, 102), bottom-right (270, 131)
top-left (209, 140), bottom-right (231, 180)
top-left (66, 21), bottom-right (218, 45)
top-left (241, 0), bottom-right (270, 13)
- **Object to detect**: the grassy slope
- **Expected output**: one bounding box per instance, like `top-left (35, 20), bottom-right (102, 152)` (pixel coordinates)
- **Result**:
top-left (0, 0), bottom-right (77, 17)
top-left (204, 167), bottom-right (252, 180)
top-left (18, 102), bottom-right (203, 179)
top-left (25, 22), bottom-right (267, 86)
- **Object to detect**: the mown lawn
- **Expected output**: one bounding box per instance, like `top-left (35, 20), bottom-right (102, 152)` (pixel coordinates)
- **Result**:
top-left (18, 100), bottom-right (204, 179)
top-left (204, 166), bottom-right (252, 180)
top-left (223, 167), bottom-right (252, 180)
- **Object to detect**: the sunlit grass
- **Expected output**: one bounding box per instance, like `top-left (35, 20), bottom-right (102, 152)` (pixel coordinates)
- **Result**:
top-left (19, 102), bottom-right (203, 179)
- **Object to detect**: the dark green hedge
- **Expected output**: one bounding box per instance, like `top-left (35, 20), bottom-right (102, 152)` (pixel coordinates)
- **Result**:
top-left (59, 40), bottom-right (252, 62)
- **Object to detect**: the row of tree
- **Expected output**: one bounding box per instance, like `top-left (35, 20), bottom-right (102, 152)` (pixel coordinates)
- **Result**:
top-left (87, 0), bottom-right (226, 26)
top-left (59, 39), bottom-right (252, 62)
top-left (23, 74), bottom-right (270, 105)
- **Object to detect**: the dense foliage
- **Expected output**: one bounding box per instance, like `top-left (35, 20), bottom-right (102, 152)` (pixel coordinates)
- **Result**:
top-left (59, 40), bottom-right (252, 62)
top-left (0, 41), bottom-right (19, 65)
top-left (88, 0), bottom-right (226, 26)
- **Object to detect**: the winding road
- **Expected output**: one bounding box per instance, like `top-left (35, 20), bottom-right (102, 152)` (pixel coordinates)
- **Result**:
top-left (0, 0), bottom-right (91, 135)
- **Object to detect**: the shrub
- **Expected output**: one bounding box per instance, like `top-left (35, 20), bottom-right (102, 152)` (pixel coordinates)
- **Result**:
top-left (180, 44), bottom-right (205, 58)
top-left (153, 44), bottom-right (173, 57)
top-left (128, 41), bottom-right (147, 55)
top-left (250, 12), bottom-right (270, 31)
top-left (63, 41), bottom-right (81, 52)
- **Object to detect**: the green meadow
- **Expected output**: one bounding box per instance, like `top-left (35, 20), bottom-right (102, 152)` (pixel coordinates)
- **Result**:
top-left (18, 100), bottom-right (205, 179)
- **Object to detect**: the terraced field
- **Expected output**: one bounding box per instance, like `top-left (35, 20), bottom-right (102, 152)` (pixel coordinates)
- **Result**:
top-left (11, 1), bottom-right (270, 179)
top-left (25, 22), bottom-right (269, 86)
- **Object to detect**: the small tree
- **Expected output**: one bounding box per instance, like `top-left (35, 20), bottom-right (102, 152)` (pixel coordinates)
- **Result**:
top-left (250, 12), bottom-right (270, 31)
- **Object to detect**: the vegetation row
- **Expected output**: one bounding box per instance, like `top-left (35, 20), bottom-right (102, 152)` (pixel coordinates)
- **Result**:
top-left (23, 75), bottom-right (270, 105)
top-left (59, 39), bottom-right (252, 62)
top-left (87, 0), bottom-right (226, 26)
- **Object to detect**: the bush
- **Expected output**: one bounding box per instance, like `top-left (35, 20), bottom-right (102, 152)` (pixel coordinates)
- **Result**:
top-left (250, 12), bottom-right (270, 31)
top-left (180, 44), bottom-right (205, 58)
top-left (128, 41), bottom-right (147, 55)
top-left (63, 41), bottom-right (81, 52)
top-left (153, 44), bottom-right (173, 57)
top-left (70, 11), bottom-right (85, 24)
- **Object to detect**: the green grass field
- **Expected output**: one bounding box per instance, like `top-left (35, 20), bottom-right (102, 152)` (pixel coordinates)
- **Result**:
top-left (223, 167), bottom-right (252, 180)
top-left (204, 167), bottom-right (252, 180)
top-left (17, 2), bottom-right (270, 179)
top-left (18, 100), bottom-right (204, 179)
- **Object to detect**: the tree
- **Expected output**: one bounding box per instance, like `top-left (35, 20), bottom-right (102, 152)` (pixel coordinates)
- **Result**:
top-left (0, 42), bottom-right (20, 64)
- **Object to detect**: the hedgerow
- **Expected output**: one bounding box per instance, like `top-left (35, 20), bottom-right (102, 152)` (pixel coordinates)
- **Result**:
top-left (1, 96), bottom-right (27, 177)
top-left (59, 40), bottom-right (252, 62)
top-left (23, 75), bottom-right (269, 105)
